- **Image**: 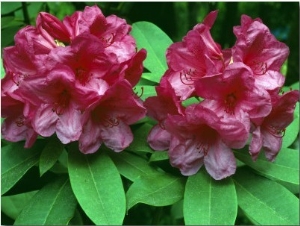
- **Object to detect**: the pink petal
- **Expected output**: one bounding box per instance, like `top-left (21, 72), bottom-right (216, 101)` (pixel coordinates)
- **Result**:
top-left (249, 126), bottom-right (263, 161)
top-left (147, 125), bottom-right (171, 151)
top-left (56, 108), bottom-right (83, 144)
top-left (204, 140), bottom-right (236, 180)
top-left (169, 138), bottom-right (204, 176)
top-left (33, 104), bottom-right (58, 137)
top-left (79, 119), bottom-right (102, 154)
top-left (100, 120), bottom-right (133, 152)
top-left (261, 129), bottom-right (282, 162)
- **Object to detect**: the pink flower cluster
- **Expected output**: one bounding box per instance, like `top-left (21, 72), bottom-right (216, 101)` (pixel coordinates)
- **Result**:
top-left (145, 11), bottom-right (299, 180)
top-left (1, 6), bottom-right (147, 153)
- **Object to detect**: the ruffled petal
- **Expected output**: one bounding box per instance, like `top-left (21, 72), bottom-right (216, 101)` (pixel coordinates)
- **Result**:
top-left (204, 140), bottom-right (236, 180)
top-left (147, 125), bottom-right (171, 151)
top-left (169, 138), bottom-right (204, 176)
top-left (100, 120), bottom-right (133, 152)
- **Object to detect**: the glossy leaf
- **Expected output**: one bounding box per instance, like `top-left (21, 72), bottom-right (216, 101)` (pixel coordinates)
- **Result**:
top-left (141, 72), bottom-right (161, 84)
top-left (131, 21), bottom-right (173, 78)
top-left (127, 123), bottom-right (154, 153)
top-left (183, 170), bottom-right (237, 225)
top-left (126, 173), bottom-right (185, 210)
top-left (234, 147), bottom-right (299, 186)
top-left (1, 141), bottom-right (43, 195)
top-left (233, 167), bottom-right (299, 225)
top-left (109, 151), bottom-right (158, 181)
top-left (282, 102), bottom-right (299, 148)
top-left (68, 147), bottom-right (126, 225)
top-left (149, 151), bottom-right (169, 162)
top-left (1, 2), bottom-right (22, 14)
top-left (14, 176), bottom-right (77, 225)
top-left (39, 136), bottom-right (65, 176)
top-left (1, 190), bottom-right (37, 220)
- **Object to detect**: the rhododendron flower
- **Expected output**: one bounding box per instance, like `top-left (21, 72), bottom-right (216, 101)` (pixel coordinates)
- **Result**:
top-left (250, 90), bottom-right (299, 161)
top-left (195, 62), bottom-right (272, 124)
top-left (143, 10), bottom-right (296, 180)
top-left (79, 80), bottom-right (146, 154)
top-left (232, 15), bottom-right (289, 91)
top-left (1, 5), bottom-right (146, 152)
top-left (144, 77), bottom-right (184, 150)
top-left (165, 104), bottom-right (248, 180)
top-left (163, 10), bottom-right (224, 100)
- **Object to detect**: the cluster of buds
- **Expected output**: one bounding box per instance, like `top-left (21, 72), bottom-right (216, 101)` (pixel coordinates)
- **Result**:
top-left (1, 6), bottom-right (147, 154)
top-left (145, 11), bottom-right (299, 180)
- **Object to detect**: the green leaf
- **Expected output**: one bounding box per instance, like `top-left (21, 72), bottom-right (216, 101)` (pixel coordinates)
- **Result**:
top-left (141, 72), bottom-right (161, 84)
top-left (234, 147), bottom-right (299, 186)
top-left (149, 151), bottom-right (169, 162)
top-left (131, 21), bottom-right (173, 80)
top-left (1, 141), bottom-right (44, 195)
top-left (14, 176), bottom-right (77, 225)
top-left (1, 57), bottom-right (6, 79)
top-left (39, 136), bottom-right (65, 176)
top-left (127, 123), bottom-right (154, 153)
top-left (1, 2), bottom-right (22, 14)
top-left (126, 173), bottom-right (185, 210)
top-left (68, 147), bottom-right (126, 225)
top-left (282, 102), bottom-right (299, 148)
top-left (1, 16), bottom-right (24, 29)
top-left (183, 170), bottom-right (237, 225)
top-left (1, 190), bottom-right (37, 220)
top-left (233, 166), bottom-right (299, 225)
top-left (109, 151), bottom-right (158, 181)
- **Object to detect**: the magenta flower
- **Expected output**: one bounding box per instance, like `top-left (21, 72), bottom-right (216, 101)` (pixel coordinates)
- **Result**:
top-left (1, 5), bottom-right (146, 152)
top-left (195, 62), bottom-right (272, 125)
top-left (78, 80), bottom-right (146, 154)
top-left (164, 103), bottom-right (248, 180)
top-left (249, 90), bottom-right (299, 161)
top-left (144, 77), bottom-right (184, 150)
top-left (232, 15), bottom-right (289, 91)
top-left (1, 76), bottom-right (38, 148)
top-left (163, 10), bottom-right (224, 100)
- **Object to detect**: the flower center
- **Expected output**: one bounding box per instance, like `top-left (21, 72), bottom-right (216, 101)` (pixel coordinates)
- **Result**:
top-left (224, 93), bottom-right (237, 115)
top-left (54, 39), bottom-right (66, 47)
top-left (101, 33), bottom-right (115, 47)
top-left (15, 116), bottom-right (25, 127)
top-left (91, 107), bottom-right (120, 128)
top-left (52, 89), bottom-right (70, 115)
top-left (251, 61), bottom-right (267, 75)
top-left (195, 125), bottom-right (217, 156)
top-left (180, 69), bottom-right (198, 85)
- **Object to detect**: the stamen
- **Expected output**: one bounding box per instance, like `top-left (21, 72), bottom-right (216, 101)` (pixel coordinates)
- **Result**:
top-left (103, 117), bottom-right (119, 128)
top-left (52, 90), bottom-right (70, 115)
top-left (179, 69), bottom-right (197, 85)
top-left (15, 116), bottom-right (25, 127)
top-left (133, 87), bottom-right (144, 98)
top-left (101, 33), bottom-right (115, 47)
top-left (196, 142), bottom-right (209, 156)
top-left (265, 125), bottom-right (285, 138)
top-left (252, 61), bottom-right (267, 75)
top-left (224, 93), bottom-right (236, 115)
top-left (11, 72), bottom-right (27, 86)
